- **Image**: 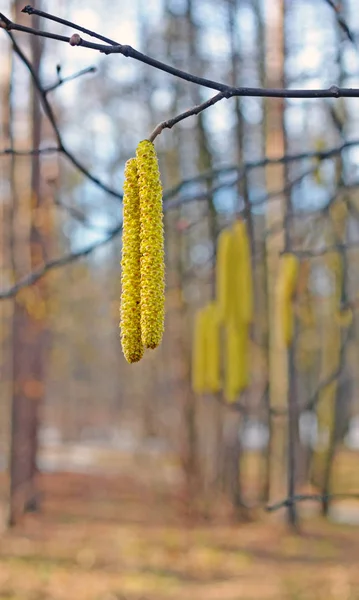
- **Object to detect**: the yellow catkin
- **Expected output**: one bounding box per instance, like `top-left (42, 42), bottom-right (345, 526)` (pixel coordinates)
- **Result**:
top-left (335, 308), bottom-right (353, 328)
top-left (191, 303), bottom-right (221, 394)
top-left (136, 140), bottom-right (165, 349)
top-left (216, 228), bottom-right (234, 323)
top-left (224, 323), bottom-right (238, 403)
top-left (275, 253), bottom-right (299, 346)
top-left (237, 323), bottom-right (249, 390)
top-left (232, 220), bottom-right (253, 325)
top-left (120, 158), bottom-right (144, 363)
top-left (205, 302), bottom-right (222, 393)
top-left (191, 307), bottom-right (208, 394)
top-left (224, 319), bottom-right (249, 403)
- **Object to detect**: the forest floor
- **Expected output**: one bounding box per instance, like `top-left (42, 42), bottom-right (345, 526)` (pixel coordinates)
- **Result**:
top-left (1, 452), bottom-right (359, 600)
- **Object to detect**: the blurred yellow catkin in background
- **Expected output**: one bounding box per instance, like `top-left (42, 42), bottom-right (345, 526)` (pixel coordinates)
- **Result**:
top-left (216, 228), bottom-right (235, 323)
top-left (232, 220), bottom-right (253, 325)
top-left (120, 158), bottom-right (144, 364)
top-left (191, 303), bottom-right (221, 394)
top-left (224, 318), bottom-right (248, 402)
top-left (192, 221), bottom-right (252, 400)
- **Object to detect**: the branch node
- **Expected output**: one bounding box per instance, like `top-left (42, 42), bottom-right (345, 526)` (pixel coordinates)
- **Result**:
top-left (21, 5), bottom-right (34, 14)
top-left (329, 85), bottom-right (340, 98)
top-left (69, 33), bottom-right (81, 46)
top-left (0, 13), bottom-right (12, 29)
top-left (121, 44), bottom-right (130, 56)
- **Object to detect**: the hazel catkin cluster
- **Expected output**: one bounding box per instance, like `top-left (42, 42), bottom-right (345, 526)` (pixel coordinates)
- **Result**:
top-left (120, 141), bottom-right (165, 363)
top-left (191, 219), bottom-right (253, 403)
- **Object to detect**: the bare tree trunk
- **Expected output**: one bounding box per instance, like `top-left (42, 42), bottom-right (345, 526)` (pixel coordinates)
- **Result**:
top-left (264, 0), bottom-right (288, 516)
top-left (9, 1), bottom-right (47, 525)
top-left (221, 411), bottom-right (245, 519)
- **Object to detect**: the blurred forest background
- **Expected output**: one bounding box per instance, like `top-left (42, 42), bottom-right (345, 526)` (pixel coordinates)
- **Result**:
top-left (2, 0), bottom-right (359, 598)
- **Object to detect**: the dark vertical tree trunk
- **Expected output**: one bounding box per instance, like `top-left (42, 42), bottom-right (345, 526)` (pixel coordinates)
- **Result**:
top-left (9, 1), bottom-right (47, 525)
top-left (319, 0), bottom-right (349, 519)
top-left (280, 0), bottom-right (300, 531)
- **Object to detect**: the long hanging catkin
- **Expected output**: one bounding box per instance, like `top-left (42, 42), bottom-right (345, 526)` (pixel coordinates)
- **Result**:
top-left (120, 158), bottom-right (144, 363)
top-left (224, 319), bottom-right (249, 403)
top-left (224, 320), bottom-right (240, 402)
top-left (232, 220), bottom-right (253, 325)
top-left (136, 140), bottom-right (165, 350)
top-left (216, 228), bottom-right (234, 323)
top-left (236, 322), bottom-right (249, 391)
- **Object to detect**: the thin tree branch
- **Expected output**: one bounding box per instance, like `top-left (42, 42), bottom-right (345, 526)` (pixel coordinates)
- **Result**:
top-left (305, 329), bottom-right (350, 412)
top-left (162, 138), bottom-right (359, 203)
top-left (3, 7), bottom-right (359, 301)
top-left (149, 92), bottom-right (226, 142)
top-left (0, 225), bottom-right (122, 300)
top-left (1, 146), bottom-right (60, 156)
top-left (22, 4), bottom-right (119, 46)
top-left (3, 137), bottom-right (357, 200)
top-left (54, 198), bottom-right (117, 233)
top-left (266, 492), bottom-right (359, 512)
top-left (2, 10), bottom-right (359, 101)
top-left (323, 0), bottom-right (357, 46)
top-left (164, 164), bottom-right (315, 211)
top-left (270, 321), bottom-right (351, 419)
top-left (290, 239), bottom-right (359, 259)
top-left (3, 159), bottom-right (359, 300)
top-left (2, 24), bottom-right (122, 200)
top-left (44, 65), bottom-right (96, 94)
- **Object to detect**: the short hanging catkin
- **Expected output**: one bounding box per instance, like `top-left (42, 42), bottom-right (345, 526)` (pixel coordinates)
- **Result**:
top-left (120, 158), bottom-right (144, 363)
top-left (224, 320), bottom-right (240, 402)
top-left (136, 140), bottom-right (165, 350)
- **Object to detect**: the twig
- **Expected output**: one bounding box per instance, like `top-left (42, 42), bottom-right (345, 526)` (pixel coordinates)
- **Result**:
top-left (1, 146), bottom-right (59, 156)
top-left (0, 225), bottom-right (122, 300)
top-left (3, 7), bottom-right (359, 301)
top-left (149, 92), bottom-right (226, 142)
top-left (266, 492), bottom-right (359, 512)
top-left (44, 65), bottom-right (96, 94)
top-left (54, 198), bottom-right (117, 233)
top-left (22, 4), bottom-right (119, 46)
top-left (323, 0), bottom-right (357, 46)
top-left (305, 328), bottom-right (350, 412)
top-left (290, 239), bottom-right (359, 258)
top-left (4, 164), bottom-right (359, 300)
top-left (3, 26), bottom-right (122, 200)
top-left (164, 164), bottom-right (317, 211)
top-left (2, 10), bottom-right (359, 102)
top-left (162, 138), bottom-right (359, 204)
